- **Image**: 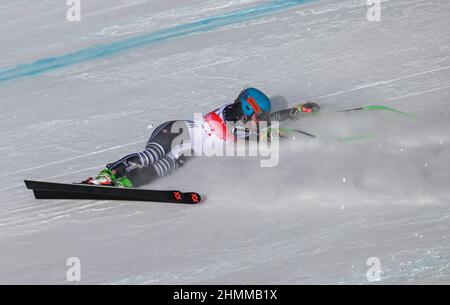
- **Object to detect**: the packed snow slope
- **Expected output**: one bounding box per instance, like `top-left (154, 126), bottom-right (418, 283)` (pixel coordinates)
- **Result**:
top-left (0, 0), bottom-right (449, 284)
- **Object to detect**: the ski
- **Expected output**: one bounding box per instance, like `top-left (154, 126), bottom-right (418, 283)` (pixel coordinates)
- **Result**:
top-left (24, 180), bottom-right (202, 204)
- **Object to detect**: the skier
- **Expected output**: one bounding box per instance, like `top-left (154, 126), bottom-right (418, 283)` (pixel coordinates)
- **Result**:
top-left (83, 87), bottom-right (319, 188)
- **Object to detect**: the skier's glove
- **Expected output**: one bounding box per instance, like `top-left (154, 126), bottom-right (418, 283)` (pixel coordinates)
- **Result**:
top-left (289, 102), bottom-right (320, 119)
top-left (300, 102), bottom-right (320, 113)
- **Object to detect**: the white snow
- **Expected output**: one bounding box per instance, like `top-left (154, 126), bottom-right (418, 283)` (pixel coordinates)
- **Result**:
top-left (0, 0), bottom-right (449, 284)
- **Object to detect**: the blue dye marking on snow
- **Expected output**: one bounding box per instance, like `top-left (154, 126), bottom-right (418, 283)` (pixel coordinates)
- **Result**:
top-left (0, 0), bottom-right (309, 83)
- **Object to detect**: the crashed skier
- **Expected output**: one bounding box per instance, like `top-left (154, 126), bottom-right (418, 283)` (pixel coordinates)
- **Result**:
top-left (83, 87), bottom-right (319, 188)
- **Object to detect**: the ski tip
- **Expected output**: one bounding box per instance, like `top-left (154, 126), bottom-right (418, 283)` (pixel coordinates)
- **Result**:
top-left (197, 193), bottom-right (207, 204)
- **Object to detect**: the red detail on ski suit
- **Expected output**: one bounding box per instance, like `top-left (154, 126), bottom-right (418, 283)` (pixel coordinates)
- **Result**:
top-left (203, 110), bottom-right (233, 142)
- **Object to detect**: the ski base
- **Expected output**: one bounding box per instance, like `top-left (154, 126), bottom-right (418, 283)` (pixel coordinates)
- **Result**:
top-left (24, 180), bottom-right (202, 204)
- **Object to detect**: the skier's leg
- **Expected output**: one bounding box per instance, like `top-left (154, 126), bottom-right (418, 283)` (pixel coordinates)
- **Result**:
top-left (126, 151), bottom-right (181, 186)
top-left (107, 120), bottom-right (192, 186)
top-left (105, 142), bottom-right (165, 178)
top-left (85, 120), bottom-right (191, 187)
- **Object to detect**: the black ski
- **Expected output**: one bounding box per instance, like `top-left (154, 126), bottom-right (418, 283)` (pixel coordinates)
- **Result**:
top-left (24, 180), bottom-right (202, 204)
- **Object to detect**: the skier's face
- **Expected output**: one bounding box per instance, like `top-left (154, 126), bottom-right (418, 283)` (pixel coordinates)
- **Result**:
top-left (249, 113), bottom-right (258, 128)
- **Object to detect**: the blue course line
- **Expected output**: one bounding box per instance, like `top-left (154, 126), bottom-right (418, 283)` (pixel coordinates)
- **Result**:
top-left (0, 0), bottom-right (309, 83)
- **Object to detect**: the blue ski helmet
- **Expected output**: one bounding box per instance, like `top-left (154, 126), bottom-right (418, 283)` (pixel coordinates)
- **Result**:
top-left (237, 87), bottom-right (271, 116)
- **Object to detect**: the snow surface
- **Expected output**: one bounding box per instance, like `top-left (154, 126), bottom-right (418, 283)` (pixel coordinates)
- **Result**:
top-left (0, 0), bottom-right (449, 284)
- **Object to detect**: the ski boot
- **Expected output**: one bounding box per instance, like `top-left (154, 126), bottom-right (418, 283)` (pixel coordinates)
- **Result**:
top-left (83, 168), bottom-right (133, 188)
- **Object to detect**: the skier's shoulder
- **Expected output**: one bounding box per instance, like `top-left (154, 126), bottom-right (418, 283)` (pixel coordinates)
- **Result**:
top-left (218, 102), bottom-right (235, 113)
top-left (204, 102), bottom-right (236, 121)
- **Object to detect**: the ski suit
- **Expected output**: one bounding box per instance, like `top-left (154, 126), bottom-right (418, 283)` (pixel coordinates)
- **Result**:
top-left (106, 103), bottom-right (297, 186)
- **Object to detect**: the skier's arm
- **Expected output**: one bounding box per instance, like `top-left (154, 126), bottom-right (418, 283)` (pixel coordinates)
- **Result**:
top-left (269, 108), bottom-right (298, 123)
top-left (269, 102), bottom-right (320, 123)
top-left (228, 103), bottom-right (319, 141)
